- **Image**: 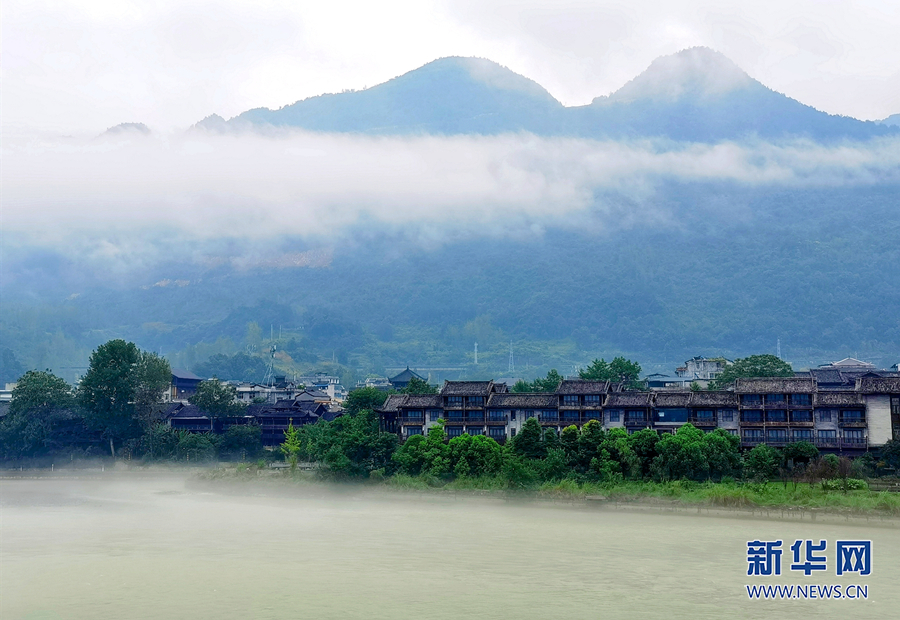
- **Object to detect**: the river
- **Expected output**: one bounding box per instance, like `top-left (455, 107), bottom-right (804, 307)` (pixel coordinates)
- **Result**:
top-left (2, 472), bottom-right (897, 619)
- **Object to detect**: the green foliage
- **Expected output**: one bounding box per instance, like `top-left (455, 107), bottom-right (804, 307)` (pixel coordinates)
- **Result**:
top-left (400, 377), bottom-right (437, 394)
top-left (78, 340), bottom-right (171, 454)
top-left (500, 453), bottom-right (539, 489)
top-left (579, 357), bottom-right (643, 390)
top-left (448, 433), bottom-right (502, 477)
top-left (708, 354), bottom-right (793, 389)
top-left (189, 378), bottom-right (246, 426)
top-left (511, 370), bottom-right (563, 393)
top-left (879, 439), bottom-right (900, 471)
top-left (218, 424), bottom-right (264, 461)
top-left (627, 428), bottom-right (660, 479)
top-left (652, 425), bottom-right (741, 481)
top-left (508, 417), bottom-right (545, 459)
top-left (782, 441), bottom-right (819, 466)
top-left (175, 432), bottom-right (217, 462)
top-left (393, 422), bottom-right (450, 476)
top-left (304, 408), bottom-right (398, 477)
top-left (743, 444), bottom-right (781, 481)
top-left (281, 421), bottom-right (302, 470)
top-left (343, 387), bottom-right (390, 416)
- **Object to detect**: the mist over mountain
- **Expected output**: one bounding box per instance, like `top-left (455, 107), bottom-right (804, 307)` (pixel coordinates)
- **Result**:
top-left (213, 48), bottom-right (894, 142)
top-left (3, 47), bottom-right (899, 383)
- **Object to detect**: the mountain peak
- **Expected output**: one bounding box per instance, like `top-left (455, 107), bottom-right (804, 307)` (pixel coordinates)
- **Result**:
top-left (608, 47), bottom-right (755, 103)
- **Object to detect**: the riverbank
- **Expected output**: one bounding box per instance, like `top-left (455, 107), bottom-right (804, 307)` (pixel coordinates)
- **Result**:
top-left (192, 466), bottom-right (900, 521)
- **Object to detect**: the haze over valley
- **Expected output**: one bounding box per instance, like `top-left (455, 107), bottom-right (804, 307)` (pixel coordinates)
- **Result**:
top-left (3, 48), bottom-right (899, 383)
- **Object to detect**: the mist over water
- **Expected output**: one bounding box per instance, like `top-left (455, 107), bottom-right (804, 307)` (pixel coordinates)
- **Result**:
top-left (2, 474), bottom-right (897, 620)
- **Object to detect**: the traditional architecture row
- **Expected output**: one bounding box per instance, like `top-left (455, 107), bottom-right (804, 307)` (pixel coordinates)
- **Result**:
top-left (377, 376), bottom-right (900, 453)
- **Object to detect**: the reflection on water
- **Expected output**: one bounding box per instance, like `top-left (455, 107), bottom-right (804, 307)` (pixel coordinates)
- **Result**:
top-left (2, 473), bottom-right (898, 620)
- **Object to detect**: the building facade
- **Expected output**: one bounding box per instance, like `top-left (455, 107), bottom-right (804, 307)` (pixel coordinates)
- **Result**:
top-left (378, 377), bottom-right (900, 452)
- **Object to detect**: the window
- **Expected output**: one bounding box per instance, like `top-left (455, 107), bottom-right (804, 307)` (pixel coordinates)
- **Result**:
top-left (563, 411), bottom-right (580, 422)
top-left (466, 426), bottom-right (484, 436)
top-left (818, 430), bottom-right (837, 442)
top-left (767, 410), bottom-right (787, 423)
top-left (585, 394), bottom-right (601, 405)
top-left (694, 410), bottom-right (715, 421)
top-left (467, 411), bottom-right (484, 422)
top-left (525, 410), bottom-right (536, 419)
top-left (510, 410), bottom-right (517, 420)
top-left (791, 410), bottom-right (813, 423)
top-left (765, 394), bottom-right (785, 404)
top-left (488, 427), bottom-right (506, 439)
top-left (563, 395), bottom-right (580, 405)
top-left (584, 410), bottom-right (600, 420)
top-left (607, 410), bottom-right (621, 422)
top-left (766, 429), bottom-right (788, 442)
top-left (405, 410), bottom-right (423, 420)
top-left (790, 394), bottom-right (812, 406)
top-left (742, 429), bottom-right (764, 442)
top-left (446, 396), bottom-right (463, 406)
top-left (792, 429), bottom-right (813, 442)
top-left (741, 410), bottom-right (764, 422)
top-left (446, 426), bottom-right (463, 439)
top-left (510, 428), bottom-right (517, 437)
top-left (542, 410), bottom-right (559, 421)
top-left (625, 410), bottom-right (646, 423)
top-left (466, 396), bottom-right (484, 406)
top-left (892, 397), bottom-right (900, 416)
top-left (656, 408), bottom-right (689, 423)
top-left (488, 410), bottom-right (506, 422)
top-left (840, 410), bottom-right (865, 423)
top-left (843, 429), bottom-right (864, 443)
top-left (446, 410), bottom-right (464, 420)
top-left (817, 409), bottom-right (835, 422)
top-left (428, 409), bottom-right (443, 422)
top-left (406, 427), bottom-right (423, 436)
top-left (742, 395), bottom-right (762, 405)
top-left (719, 409), bottom-right (735, 421)
top-left (726, 429), bottom-right (739, 436)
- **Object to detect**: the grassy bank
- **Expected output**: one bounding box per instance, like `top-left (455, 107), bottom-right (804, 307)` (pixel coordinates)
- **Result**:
top-left (196, 466), bottom-right (900, 516)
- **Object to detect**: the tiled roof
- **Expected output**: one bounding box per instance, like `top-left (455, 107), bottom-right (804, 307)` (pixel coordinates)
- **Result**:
top-left (486, 393), bottom-right (558, 408)
top-left (440, 381), bottom-right (494, 396)
top-left (556, 380), bottom-right (609, 395)
top-left (606, 392), bottom-right (652, 407)
top-left (689, 391), bottom-right (739, 406)
top-left (814, 392), bottom-right (864, 406)
top-left (733, 378), bottom-right (816, 394)
top-left (653, 392), bottom-right (692, 407)
top-left (856, 376), bottom-right (900, 394)
top-left (378, 394), bottom-right (407, 413)
top-left (403, 395), bottom-right (442, 408)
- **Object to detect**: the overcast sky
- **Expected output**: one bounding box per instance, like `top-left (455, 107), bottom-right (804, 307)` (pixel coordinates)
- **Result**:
top-left (3, 0), bottom-right (899, 134)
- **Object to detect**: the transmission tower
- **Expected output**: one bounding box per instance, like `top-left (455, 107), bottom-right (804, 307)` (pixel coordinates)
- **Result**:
top-left (508, 342), bottom-right (514, 373)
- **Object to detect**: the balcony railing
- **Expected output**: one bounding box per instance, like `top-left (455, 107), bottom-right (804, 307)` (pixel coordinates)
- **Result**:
top-left (689, 416), bottom-right (717, 426)
top-left (400, 417), bottom-right (425, 425)
top-left (815, 439), bottom-right (839, 448)
top-left (841, 437), bottom-right (867, 447)
top-left (839, 419), bottom-right (867, 428)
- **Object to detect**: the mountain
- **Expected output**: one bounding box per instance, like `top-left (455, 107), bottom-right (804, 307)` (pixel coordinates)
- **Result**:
top-left (230, 57), bottom-right (565, 135)
top-left (880, 113), bottom-right (900, 127)
top-left (210, 48), bottom-right (895, 142)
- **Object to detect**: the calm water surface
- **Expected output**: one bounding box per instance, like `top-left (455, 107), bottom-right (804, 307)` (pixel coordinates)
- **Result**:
top-left (2, 473), bottom-right (897, 620)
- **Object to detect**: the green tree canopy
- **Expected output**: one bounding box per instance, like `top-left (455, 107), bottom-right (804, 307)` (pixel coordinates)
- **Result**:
top-left (78, 339), bottom-right (171, 456)
top-left (510, 369), bottom-right (563, 393)
top-left (579, 357), bottom-right (643, 390)
top-left (343, 387), bottom-right (389, 416)
top-left (1, 370), bottom-right (77, 460)
top-left (189, 378), bottom-right (246, 429)
top-left (400, 377), bottom-right (438, 394)
top-left (708, 354), bottom-right (793, 390)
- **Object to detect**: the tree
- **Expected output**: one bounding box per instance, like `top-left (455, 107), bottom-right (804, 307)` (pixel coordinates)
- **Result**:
top-left (510, 370), bottom-right (564, 393)
top-left (1, 370), bottom-right (76, 459)
top-left (305, 408), bottom-right (398, 477)
top-left (448, 433), bottom-right (502, 477)
top-left (709, 355), bottom-right (793, 390)
top-left (508, 418), bottom-right (545, 459)
top-left (743, 444), bottom-right (781, 482)
top-left (579, 357), bottom-right (643, 390)
top-left (394, 421), bottom-right (451, 476)
top-left (78, 339), bottom-right (171, 457)
top-left (627, 428), bottom-right (660, 479)
top-left (189, 378), bottom-right (246, 430)
top-left (343, 387), bottom-right (389, 416)
top-left (281, 421), bottom-right (302, 470)
top-left (400, 377), bottom-right (437, 394)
